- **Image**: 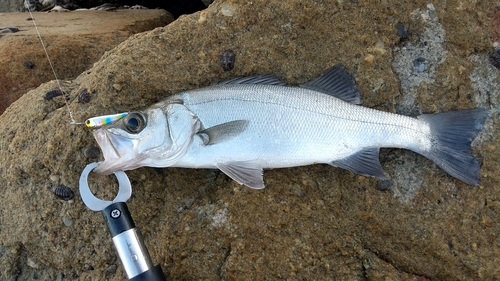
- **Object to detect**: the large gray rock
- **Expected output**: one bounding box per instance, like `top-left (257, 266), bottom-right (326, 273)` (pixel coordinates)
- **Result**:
top-left (0, 1), bottom-right (499, 280)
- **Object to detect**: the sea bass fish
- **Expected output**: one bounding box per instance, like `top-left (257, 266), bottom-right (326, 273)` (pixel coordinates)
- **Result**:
top-left (92, 65), bottom-right (488, 189)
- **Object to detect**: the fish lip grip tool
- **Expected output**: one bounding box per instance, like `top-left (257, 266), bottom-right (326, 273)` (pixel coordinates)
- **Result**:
top-left (79, 162), bottom-right (166, 281)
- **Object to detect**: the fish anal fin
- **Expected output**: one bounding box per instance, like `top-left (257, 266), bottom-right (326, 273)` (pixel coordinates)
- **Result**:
top-left (330, 147), bottom-right (386, 179)
top-left (217, 161), bottom-right (264, 189)
top-left (198, 120), bottom-right (249, 145)
top-left (300, 64), bottom-right (362, 105)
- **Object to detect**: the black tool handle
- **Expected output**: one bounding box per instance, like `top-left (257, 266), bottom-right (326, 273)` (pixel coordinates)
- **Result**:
top-left (102, 202), bottom-right (166, 280)
top-left (102, 202), bottom-right (136, 237)
top-left (129, 264), bottom-right (167, 281)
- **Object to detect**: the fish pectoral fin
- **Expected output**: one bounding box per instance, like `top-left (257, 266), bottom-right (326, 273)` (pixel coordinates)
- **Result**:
top-left (198, 120), bottom-right (249, 145)
top-left (330, 147), bottom-right (386, 179)
top-left (217, 161), bottom-right (265, 189)
top-left (300, 64), bottom-right (363, 105)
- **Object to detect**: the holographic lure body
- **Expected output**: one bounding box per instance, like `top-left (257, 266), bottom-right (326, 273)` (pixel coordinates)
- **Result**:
top-left (85, 113), bottom-right (128, 128)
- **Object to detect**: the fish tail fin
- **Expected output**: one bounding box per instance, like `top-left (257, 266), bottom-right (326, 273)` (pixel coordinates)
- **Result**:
top-left (416, 108), bottom-right (488, 186)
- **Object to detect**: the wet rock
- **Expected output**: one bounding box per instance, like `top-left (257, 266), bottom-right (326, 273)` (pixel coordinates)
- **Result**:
top-left (0, 1), bottom-right (498, 280)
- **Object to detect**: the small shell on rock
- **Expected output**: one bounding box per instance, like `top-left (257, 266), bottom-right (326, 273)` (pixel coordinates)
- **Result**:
top-left (83, 146), bottom-right (100, 158)
top-left (44, 89), bottom-right (64, 100)
top-left (77, 88), bottom-right (91, 103)
top-left (48, 184), bottom-right (74, 201)
top-left (220, 49), bottom-right (235, 71)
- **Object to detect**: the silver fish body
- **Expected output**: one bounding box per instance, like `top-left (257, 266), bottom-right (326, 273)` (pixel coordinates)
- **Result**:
top-left (173, 85), bottom-right (426, 168)
top-left (92, 65), bottom-right (488, 188)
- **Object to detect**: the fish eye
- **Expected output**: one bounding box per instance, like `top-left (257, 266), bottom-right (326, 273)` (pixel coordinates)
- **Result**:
top-left (124, 113), bottom-right (146, 133)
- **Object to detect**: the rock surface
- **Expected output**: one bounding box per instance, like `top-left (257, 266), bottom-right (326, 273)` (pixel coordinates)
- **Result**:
top-left (0, 0), bottom-right (499, 280)
top-left (0, 9), bottom-right (173, 115)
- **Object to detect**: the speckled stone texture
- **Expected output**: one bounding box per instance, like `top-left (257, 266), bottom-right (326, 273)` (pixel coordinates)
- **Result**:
top-left (0, 1), bottom-right (499, 280)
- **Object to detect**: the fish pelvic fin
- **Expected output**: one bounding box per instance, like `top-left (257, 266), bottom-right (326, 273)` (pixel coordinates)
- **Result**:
top-left (217, 161), bottom-right (264, 189)
top-left (416, 108), bottom-right (488, 186)
top-left (330, 147), bottom-right (386, 179)
top-left (300, 64), bottom-right (362, 105)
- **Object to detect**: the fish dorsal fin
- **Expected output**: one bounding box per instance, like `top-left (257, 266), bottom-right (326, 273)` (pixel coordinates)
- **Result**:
top-left (330, 147), bottom-right (386, 179)
top-left (198, 120), bottom-right (249, 145)
top-left (218, 74), bottom-right (287, 86)
top-left (300, 64), bottom-right (363, 105)
top-left (217, 161), bottom-right (264, 189)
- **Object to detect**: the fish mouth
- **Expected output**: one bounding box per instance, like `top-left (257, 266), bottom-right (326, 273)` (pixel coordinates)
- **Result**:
top-left (92, 128), bottom-right (120, 174)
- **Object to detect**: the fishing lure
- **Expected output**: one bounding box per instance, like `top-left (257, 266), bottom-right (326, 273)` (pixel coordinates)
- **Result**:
top-left (85, 113), bottom-right (128, 128)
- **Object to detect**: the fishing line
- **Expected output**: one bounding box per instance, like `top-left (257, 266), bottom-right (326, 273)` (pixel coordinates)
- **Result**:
top-left (24, 0), bottom-right (82, 124)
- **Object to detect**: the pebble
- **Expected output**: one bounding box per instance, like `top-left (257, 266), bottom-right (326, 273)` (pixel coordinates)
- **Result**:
top-left (0, 27), bottom-right (19, 33)
top-left (106, 264), bottom-right (117, 275)
top-left (220, 49), bottom-right (235, 71)
top-left (198, 11), bottom-right (208, 24)
top-left (376, 179), bottom-right (394, 191)
top-left (24, 61), bottom-right (35, 69)
top-left (413, 57), bottom-right (426, 72)
top-left (489, 48), bottom-right (500, 70)
top-left (83, 146), bottom-right (100, 158)
top-left (395, 22), bottom-right (408, 39)
top-left (62, 216), bottom-right (73, 227)
top-left (113, 83), bottom-right (123, 91)
top-left (364, 54), bottom-right (375, 63)
top-left (27, 257), bottom-right (39, 269)
top-left (220, 3), bottom-right (237, 17)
